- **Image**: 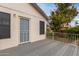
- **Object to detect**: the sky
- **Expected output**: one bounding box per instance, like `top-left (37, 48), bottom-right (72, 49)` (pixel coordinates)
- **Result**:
top-left (37, 3), bottom-right (79, 27)
top-left (37, 3), bottom-right (56, 16)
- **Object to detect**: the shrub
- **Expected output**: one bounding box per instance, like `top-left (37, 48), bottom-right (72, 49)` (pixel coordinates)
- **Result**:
top-left (64, 26), bottom-right (79, 40)
top-left (46, 27), bottom-right (53, 38)
top-left (65, 26), bottom-right (79, 34)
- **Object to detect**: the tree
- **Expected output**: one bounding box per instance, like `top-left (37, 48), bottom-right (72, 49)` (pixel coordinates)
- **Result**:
top-left (50, 3), bottom-right (78, 32)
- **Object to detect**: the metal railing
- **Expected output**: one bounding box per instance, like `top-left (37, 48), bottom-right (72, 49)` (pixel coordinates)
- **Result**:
top-left (52, 32), bottom-right (79, 46)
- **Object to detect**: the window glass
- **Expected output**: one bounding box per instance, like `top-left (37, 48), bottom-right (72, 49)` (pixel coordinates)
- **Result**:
top-left (40, 21), bottom-right (45, 34)
top-left (0, 12), bottom-right (10, 39)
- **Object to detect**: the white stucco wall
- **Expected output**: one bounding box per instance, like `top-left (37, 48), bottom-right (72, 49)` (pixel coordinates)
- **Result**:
top-left (0, 3), bottom-right (47, 50)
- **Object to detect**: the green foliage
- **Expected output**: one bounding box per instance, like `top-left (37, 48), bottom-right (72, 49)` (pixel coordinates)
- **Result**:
top-left (46, 27), bottom-right (53, 38)
top-left (66, 26), bottom-right (79, 34)
top-left (50, 3), bottom-right (78, 32)
top-left (64, 26), bottom-right (79, 40)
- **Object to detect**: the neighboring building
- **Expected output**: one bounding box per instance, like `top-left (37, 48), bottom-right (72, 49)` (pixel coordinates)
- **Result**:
top-left (63, 23), bottom-right (71, 28)
top-left (60, 23), bottom-right (71, 31)
top-left (0, 3), bottom-right (49, 50)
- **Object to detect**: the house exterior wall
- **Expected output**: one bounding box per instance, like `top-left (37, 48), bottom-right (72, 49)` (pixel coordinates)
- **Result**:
top-left (0, 3), bottom-right (47, 50)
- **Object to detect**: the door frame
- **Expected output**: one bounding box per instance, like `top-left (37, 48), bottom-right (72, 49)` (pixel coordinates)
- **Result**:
top-left (19, 16), bottom-right (30, 44)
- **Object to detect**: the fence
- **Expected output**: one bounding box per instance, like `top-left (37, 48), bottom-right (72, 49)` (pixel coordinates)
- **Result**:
top-left (52, 32), bottom-right (79, 46)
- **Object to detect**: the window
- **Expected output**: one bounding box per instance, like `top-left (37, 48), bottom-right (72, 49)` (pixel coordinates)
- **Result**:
top-left (0, 12), bottom-right (10, 39)
top-left (40, 21), bottom-right (45, 34)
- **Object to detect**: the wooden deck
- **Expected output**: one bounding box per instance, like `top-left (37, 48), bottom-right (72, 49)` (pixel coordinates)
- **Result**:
top-left (0, 39), bottom-right (79, 56)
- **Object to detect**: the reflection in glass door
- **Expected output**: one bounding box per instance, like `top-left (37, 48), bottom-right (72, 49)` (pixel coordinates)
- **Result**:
top-left (20, 17), bottom-right (29, 43)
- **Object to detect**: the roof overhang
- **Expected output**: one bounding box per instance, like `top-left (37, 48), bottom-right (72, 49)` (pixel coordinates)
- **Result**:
top-left (30, 3), bottom-right (49, 21)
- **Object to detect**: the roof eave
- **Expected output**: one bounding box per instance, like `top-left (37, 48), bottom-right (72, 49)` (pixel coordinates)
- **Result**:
top-left (30, 3), bottom-right (49, 21)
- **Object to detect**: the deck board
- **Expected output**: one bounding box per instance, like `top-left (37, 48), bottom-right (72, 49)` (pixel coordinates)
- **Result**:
top-left (0, 39), bottom-right (78, 56)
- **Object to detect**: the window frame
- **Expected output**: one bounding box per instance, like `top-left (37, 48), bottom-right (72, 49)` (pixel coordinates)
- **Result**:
top-left (39, 21), bottom-right (45, 35)
top-left (0, 12), bottom-right (11, 39)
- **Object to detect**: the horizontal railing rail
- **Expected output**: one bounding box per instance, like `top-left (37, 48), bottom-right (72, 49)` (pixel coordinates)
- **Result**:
top-left (52, 32), bottom-right (79, 46)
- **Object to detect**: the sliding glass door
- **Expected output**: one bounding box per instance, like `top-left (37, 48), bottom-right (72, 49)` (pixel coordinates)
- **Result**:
top-left (20, 17), bottom-right (29, 43)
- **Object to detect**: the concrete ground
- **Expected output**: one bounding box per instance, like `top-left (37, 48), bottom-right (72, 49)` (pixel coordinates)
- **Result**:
top-left (0, 39), bottom-right (79, 56)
